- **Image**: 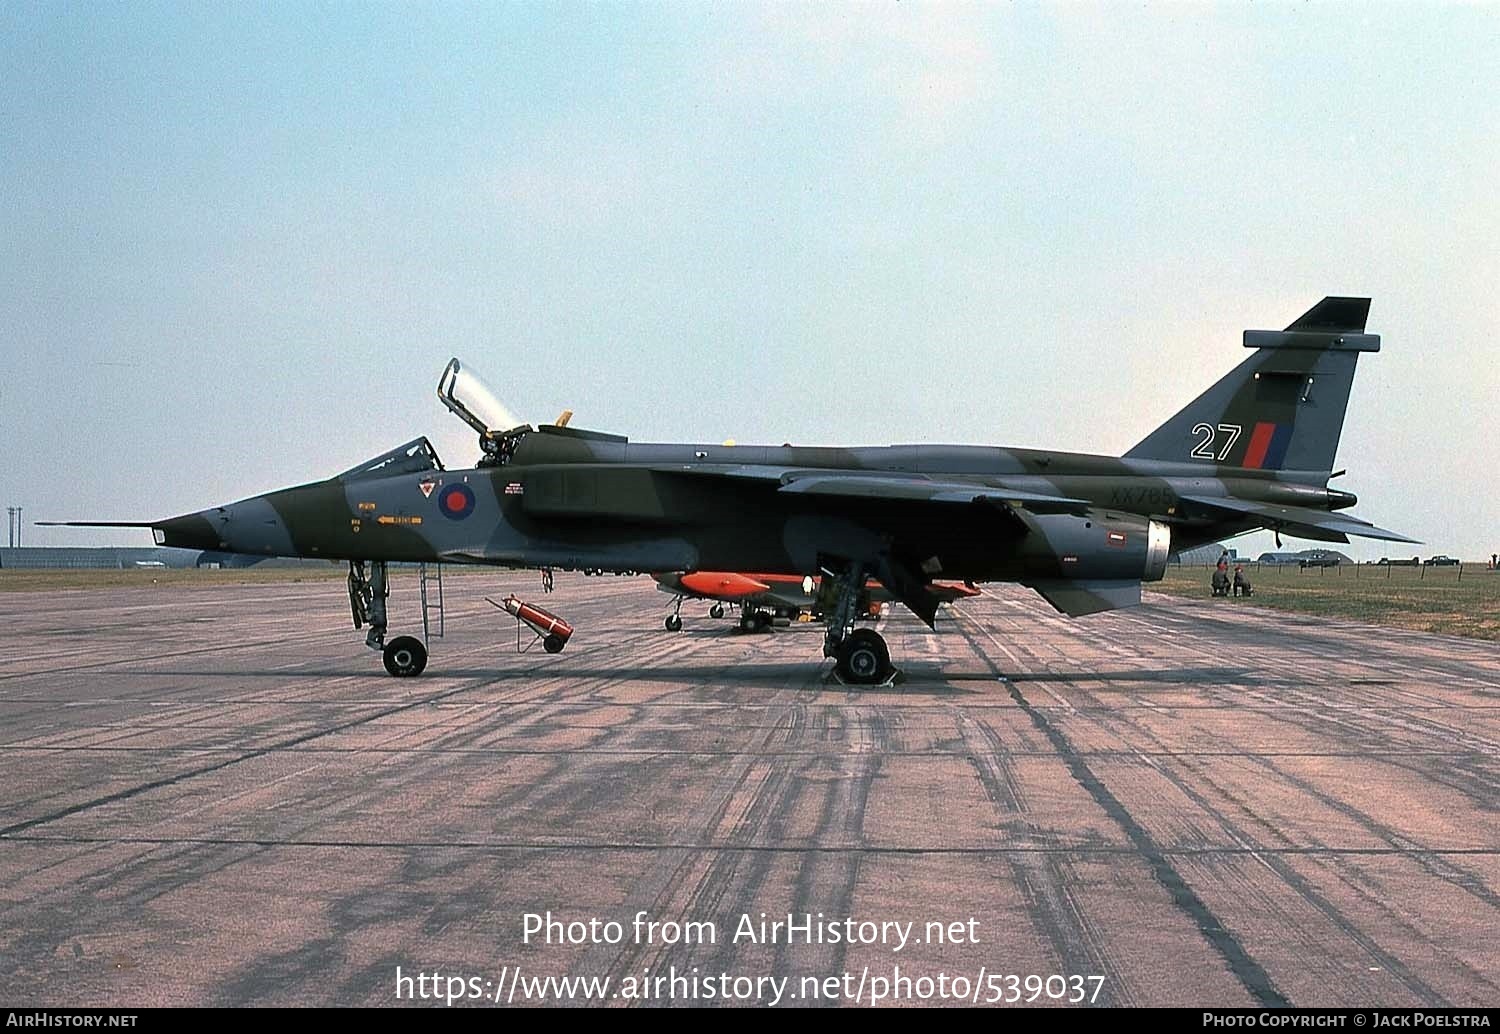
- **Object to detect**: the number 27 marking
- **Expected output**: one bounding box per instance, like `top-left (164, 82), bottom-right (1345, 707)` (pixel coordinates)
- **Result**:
top-left (1190, 423), bottom-right (1242, 461)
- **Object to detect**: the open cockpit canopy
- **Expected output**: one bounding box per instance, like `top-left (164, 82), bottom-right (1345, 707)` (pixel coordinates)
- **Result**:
top-left (437, 358), bottom-right (527, 437)
top-left (437, 358), bottom-right (531, 466)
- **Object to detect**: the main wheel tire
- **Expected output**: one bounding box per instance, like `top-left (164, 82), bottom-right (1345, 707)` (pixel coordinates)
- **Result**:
top-left (665, 613), bottom-right (683, 632)
top-left (837, 629), bottom-right (889, 685)
top-left (382, 635), bottom-right (428, 677)
top-left (709, 603), bottom-right (725, 619)
top-left (753, 611), bottom-right (773, 632)
top-left (543, 633), bottom-right (566, 654)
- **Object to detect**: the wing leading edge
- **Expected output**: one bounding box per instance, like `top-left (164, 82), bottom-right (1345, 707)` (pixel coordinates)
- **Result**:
top-left (650, 464), bottom-right (1089, 513)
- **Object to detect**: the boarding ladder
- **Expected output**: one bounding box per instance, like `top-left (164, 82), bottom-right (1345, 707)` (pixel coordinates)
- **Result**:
top-left (419, 562), bottom-right (445, 645)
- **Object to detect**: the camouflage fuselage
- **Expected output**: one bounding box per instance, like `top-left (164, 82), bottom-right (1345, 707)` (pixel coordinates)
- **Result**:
top-left (154, 427), bottom-right (1342, 585)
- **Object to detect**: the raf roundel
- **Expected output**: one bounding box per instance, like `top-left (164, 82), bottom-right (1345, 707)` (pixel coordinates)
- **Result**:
top-left (437, 482), bottom-right (476, 520)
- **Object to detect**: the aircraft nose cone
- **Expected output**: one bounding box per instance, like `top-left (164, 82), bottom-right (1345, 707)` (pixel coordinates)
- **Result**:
top-left (153, 510), bottom-right (228, 551)
top-left (154, 496), bottom-right (298, 558)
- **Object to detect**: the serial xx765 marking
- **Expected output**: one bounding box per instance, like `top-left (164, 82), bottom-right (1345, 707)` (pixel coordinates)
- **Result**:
top-left (1109, 486), bottom-right (1179, 510)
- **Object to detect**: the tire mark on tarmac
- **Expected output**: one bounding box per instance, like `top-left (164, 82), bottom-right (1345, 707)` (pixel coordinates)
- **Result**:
top-left (0, 675), bottom-right (509, 839)
top-left (8, 834), bottom-right (1499, 857)
top-left (1089, 704), bottom-right (1453, 1005)
top-left (955, 710), bottom-right (1126, 1006)
top-left (1103, 608), bottom-right (1489, 1003)
top-left (1135, 612), bottom-right (1500, 907)
top-left (956, 611), bottom-right (1289, 1009)
top-left (557, 654), bottom-right (827, 1002)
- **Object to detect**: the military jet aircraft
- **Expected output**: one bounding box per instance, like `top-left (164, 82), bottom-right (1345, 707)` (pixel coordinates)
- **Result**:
top-left (48, 297), bottom-right (1413, 684)
top-left (651, 570), bottom-right (980, 632)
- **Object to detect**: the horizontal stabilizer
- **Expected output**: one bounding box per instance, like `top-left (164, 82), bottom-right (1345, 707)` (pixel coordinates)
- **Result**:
top-left (1027, 579), bottom-right (1142, 617)
top-left (1179, 495), bottom-right (1418, 544)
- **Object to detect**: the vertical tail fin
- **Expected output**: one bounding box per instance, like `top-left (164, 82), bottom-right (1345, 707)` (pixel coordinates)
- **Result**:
top-left (1124, 297), bottom-right (1378, 473)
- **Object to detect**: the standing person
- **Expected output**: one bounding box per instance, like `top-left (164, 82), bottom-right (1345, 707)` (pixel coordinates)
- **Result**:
top-left (1492, 553), bottom-right (1497, 571)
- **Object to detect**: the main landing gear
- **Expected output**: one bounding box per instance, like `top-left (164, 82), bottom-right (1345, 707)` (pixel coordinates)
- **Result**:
top-left (822, 560), bottom-right (894, 686)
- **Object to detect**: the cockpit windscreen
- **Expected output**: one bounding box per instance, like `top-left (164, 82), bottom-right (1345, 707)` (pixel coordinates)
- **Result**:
top-left (336, 437), bottom-right (444, 482)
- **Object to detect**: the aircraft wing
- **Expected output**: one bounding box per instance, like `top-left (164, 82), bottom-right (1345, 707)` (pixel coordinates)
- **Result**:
top-left (650, 464), bottom-right (1087, 514)
top-left (775, 474), bottom-right (1090, 513)
top-left (1180, 495), bottom-right (1418, 544)
top-left (650, 463), bottom-right (1079, 503)
top-left (645, 463), bottom-right (799, 482)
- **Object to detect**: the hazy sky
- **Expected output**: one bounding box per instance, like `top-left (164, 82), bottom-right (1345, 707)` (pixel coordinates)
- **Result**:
top-left (3, 2), bottom-right (1497, 560)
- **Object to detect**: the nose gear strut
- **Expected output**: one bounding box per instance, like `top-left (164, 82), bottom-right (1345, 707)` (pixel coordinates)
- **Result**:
top-left (348, 560), bottom-right (388, 650)
top-left (348, 560), bottom-right (429, 677)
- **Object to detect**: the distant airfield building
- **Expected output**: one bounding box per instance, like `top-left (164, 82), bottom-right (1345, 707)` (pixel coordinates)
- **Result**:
top-left (1171, 543), bottom-right (1237, 565)
top-left (1258, 549), bottom-right (1353, 567)
top-left (0, 546), bottom-right (204, 570)
top-left (0, 548), bottom-right (316, 570)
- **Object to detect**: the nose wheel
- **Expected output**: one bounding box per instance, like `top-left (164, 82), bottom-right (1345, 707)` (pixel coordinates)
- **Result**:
top-left (382, 635), bottom-right (428, 677)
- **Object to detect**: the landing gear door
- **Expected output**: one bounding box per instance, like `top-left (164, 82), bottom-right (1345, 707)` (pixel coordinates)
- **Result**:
top-left (437, 358), bottom-right (527, 437)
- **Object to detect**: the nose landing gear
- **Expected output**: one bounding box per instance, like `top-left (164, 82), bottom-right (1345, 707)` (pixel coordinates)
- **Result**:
top-left (348, 559), bottom-right (389, 651)
top-left (349, 560), bottom-right (443, 677)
